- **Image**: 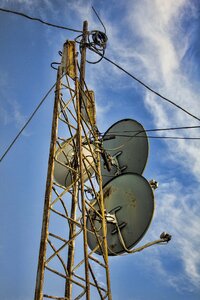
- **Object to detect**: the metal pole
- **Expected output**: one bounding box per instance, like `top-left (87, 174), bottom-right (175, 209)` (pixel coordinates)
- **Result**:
top-left (79, 21), bottom-right (88, 98)
top-left (95, 136), bottom-right (112, 300)
top-left (78, 20), bottom-right (91, 299)
top-left (65, 43), bottom-right (79, 300)
top-left (34, 67), bottom-right (61, 300)
top-left (65, 181), bottom-right (79, 299)
top-left (78, 20), bottom-right (112, 299)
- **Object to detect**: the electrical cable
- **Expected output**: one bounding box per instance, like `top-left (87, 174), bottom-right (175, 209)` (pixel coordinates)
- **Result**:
top-left (75, 6), bottom-right (108, 65)
top-left (106, 125), bottom-right (200, 134)
top-left (106, 135), bottom-right (200, 140)
top-left (88, 47), bottom-right (200, 122)
top-left (101, 128), bottom-right (200, 153)
top-left (51, 62), bottom-right (60, 70)
top-left (0, 7), bottom-right (83, 33)
top-left (92, 6), bottom-right (107, 34)
top-left (0, 81), bottom-right (57, 163)
top-left (101, 125), bottom-right (200, 140)
top-left (75, 31), bottom-right (107, 64)
top-left (115, 221), bottom-right (170, 254)
top-left (2, 7), bottom-right (199, 121)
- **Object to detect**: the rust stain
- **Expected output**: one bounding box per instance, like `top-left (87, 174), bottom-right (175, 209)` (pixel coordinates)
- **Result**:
top-left (103, 186), bottom-right (112, 199)
top-left (125, 191), bottom-right (137, 207)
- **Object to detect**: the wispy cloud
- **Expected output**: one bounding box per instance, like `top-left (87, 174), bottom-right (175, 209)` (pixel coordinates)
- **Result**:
top-left (55, 5), bottom-right (200, 292)
top-left (145, 178), bottom-right (200, 291)
top-left (6, 1), bottom-right (199, 289)
top-left (125, 0), bottom-right (200, 181)
top-left (0, 72), bottom-right (28, 132)
top-left (0, 0), bottom-right (37, 9)
top-left (111, 0), bottom-right (200, 292)
top-left (2, 0), bottom-right (199, 293)
top-left (126, 0), bottom-right (199, 118)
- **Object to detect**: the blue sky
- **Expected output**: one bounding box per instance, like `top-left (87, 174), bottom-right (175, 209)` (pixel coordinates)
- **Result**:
top-left (0, 0), bottom-right (200, 299)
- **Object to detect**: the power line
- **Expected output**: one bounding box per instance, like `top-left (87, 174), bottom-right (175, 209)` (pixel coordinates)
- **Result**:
top-left (142, 125), bottom-right (200, 132)
top-left (79, 61), bottom-right (200, 141)
top-left (105, 125), bottom-right (200, 135)
top-left (92, 6), bottom-right (107, 34)
top-left (147, 136), bottom-right (200, 140)
top-left (1, 6), bottom-right (199, 122)
top-left (88, 47), bottom-right (200, 122)
top-left (0, 7), bottom-right (83, 33)
top-left (0, 81), bottom-right (57, 163)
top-left (105, 134), bottom-right (200, 140)
top-left (103, 55), bottom-right (200, 122)
top-left (102, 125), bottom-right (200, 140)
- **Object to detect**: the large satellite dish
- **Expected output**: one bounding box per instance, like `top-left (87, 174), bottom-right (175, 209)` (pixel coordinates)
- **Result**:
top-left (101, 119), bottom-right (149, 186)
top-left (87, 173), bottom-right (154, 255)
top-left (54, 138), bottom-right (95, 187)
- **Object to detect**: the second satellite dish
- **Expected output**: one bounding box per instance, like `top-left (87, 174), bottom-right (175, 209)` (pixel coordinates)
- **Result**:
top-left (54, 138), bottom-right (95, 188)
top-left (101, 119), bottom-right (149, 186)
top-left (87, 173), bottom-right (155, 255)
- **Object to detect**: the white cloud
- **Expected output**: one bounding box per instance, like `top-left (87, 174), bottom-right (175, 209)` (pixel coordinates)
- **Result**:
top-left (59, 8), bottom-right (200, 292)
top-left (124, 0), bottom-right (200, 178)
top-left (1, 0), bottom-right (199, 296)
top-left (112, 0), bottom-right (200, 292)
top-left (1, 0), bottom-right (37, 8)
top-left (70, 0), bottom-right (200, 185)
top-left (0, 107), bottom-right (10, 125)
top-left (136, 176), bottom-right (200, 293)
top-left (2, 98), bottom-right (29, 135)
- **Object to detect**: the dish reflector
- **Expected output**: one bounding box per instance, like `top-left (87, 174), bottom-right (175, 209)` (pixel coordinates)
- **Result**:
top-left (101, 119), bottom-right (149, 186)
top-left (54, 138), bottom-right (95, 187)
top-left (87, 173), bottom-right (154, 255)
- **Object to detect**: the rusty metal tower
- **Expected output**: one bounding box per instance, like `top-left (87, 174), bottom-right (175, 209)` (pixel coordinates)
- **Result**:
top-left (34, 21), bottom-right (112, 300)
top-left (34, 17), bottom-right (172, 300)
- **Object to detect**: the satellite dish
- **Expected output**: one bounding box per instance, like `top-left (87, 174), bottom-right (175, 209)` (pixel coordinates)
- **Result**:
top-left (87, 173), bottom-right (154, 255)
top-left (101, 119), bottom-right (149, 186)
top-left (54, 138), bottom-right (95, 187)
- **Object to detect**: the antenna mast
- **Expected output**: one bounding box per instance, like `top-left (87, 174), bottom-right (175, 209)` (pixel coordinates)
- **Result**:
top-left (34, 15), bottom-right (171, 300)
top-left (34, 20), bottom-right (112, 300)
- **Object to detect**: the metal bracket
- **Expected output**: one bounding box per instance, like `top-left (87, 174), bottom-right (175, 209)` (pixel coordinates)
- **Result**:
top-left (149, 179), bottom-right (159, 190)
top-left (110, 151), bottom-right (127, 175)
top-left (111, 222), bottom-right (127, 235)
top-left (107, 206), bottom-right (127, 235)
